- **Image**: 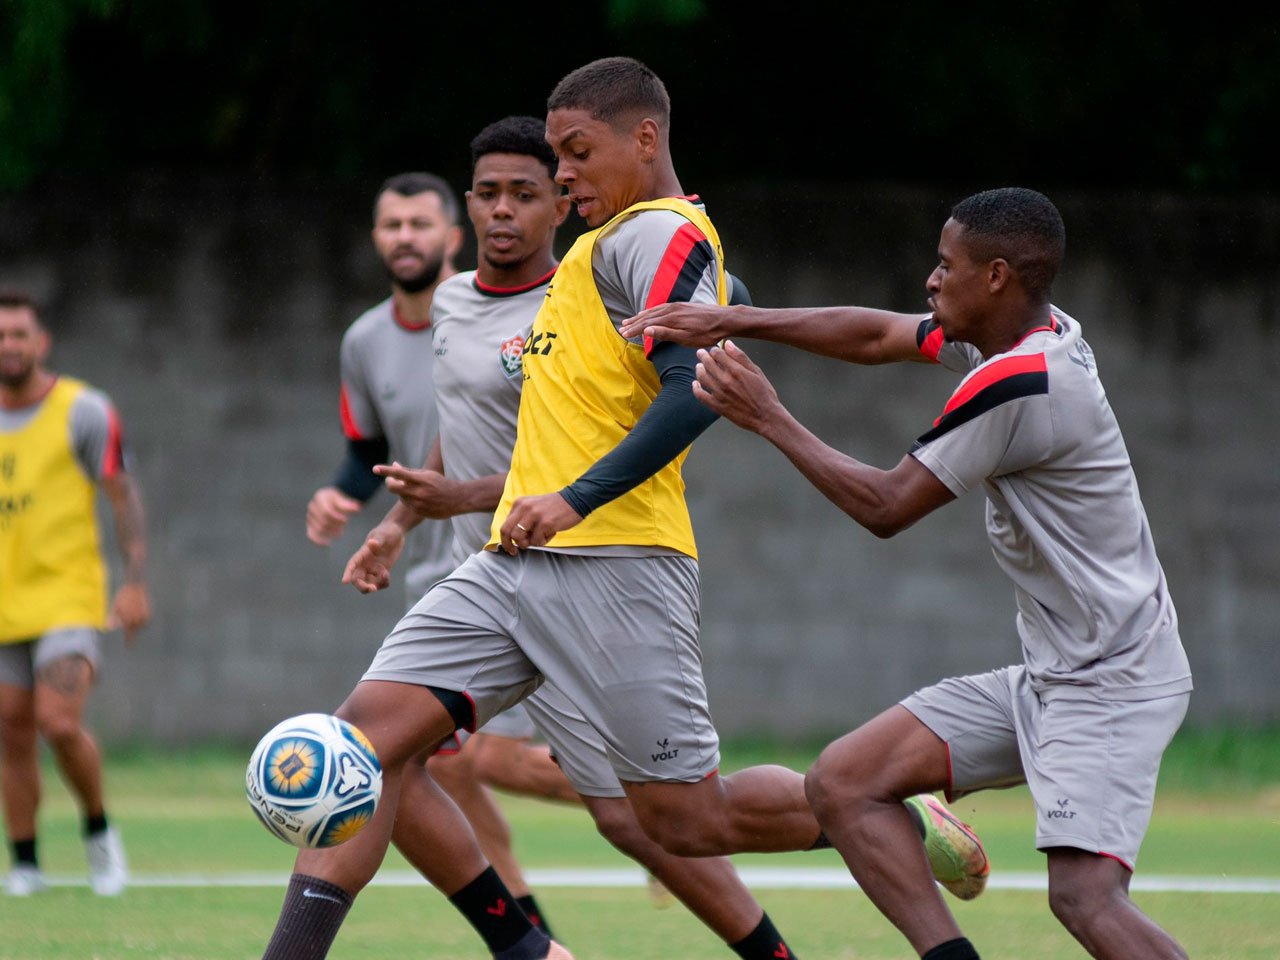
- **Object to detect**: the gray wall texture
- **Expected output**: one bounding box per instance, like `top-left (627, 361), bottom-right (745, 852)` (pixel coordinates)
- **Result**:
top-left (3, 176), bottom-right (1277, 746)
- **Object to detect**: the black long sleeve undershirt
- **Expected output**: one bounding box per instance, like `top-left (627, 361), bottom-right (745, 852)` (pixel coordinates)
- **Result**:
top-left (558, 340), bottom-right (719, 518)
top-left (331, 436), bottom-right (390, 501)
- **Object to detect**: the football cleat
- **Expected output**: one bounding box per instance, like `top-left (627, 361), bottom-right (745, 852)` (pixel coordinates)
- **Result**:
top-left (905, 793), bottom-right (989, 900)
top-left (544, 941), bottom-right (576, 960)
top-left (86, 826), bottom-right (129, 896)
top-left (4, 864), bottom-right (48, 896)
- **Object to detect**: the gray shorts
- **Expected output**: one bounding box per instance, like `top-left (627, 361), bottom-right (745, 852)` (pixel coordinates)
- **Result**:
top-left (365, 548), bottom-right (720, 785)
top-left (902, 664), bottom-right (1190, 869)
top-left (438, 684), bottom-right (627, 799)
top-left (0, 627), bottom-right (102, 689)
top-left (440, 700), bottom-right (538, 752)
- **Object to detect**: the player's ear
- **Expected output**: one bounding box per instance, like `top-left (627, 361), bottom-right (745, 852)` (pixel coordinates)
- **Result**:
top-left (552, 194), bottom-right (571, 227)
top-left (635, 117), bottom-right (660, 164)
top-left (446, 224), bottom-right (465, 261)
top-left (988, 258), bottom-right (1012, 293)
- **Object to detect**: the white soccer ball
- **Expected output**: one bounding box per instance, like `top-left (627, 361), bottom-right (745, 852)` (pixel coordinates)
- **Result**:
top-left (245, 712), bottom-right (382, 849)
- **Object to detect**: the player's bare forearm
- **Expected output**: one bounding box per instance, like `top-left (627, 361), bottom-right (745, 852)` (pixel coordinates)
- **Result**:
top-left (626, 303), bottom-right (929, 365)
top-left (695, 340), bottom-right (952, 537)
top-left (102, 471), bottom-right (148, 584)
top-left (376, 462), bottom-right (505, 520)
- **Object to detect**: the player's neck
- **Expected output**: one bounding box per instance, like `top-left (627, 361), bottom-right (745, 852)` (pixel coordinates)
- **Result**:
top-left (476, 253), bottom-right (558, 291)
top-left (391, 266), bottom-right (457, 328)
top-left (0, 368), bottom-right (55, 410)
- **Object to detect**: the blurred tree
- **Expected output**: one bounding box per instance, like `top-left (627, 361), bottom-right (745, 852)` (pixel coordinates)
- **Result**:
top-left (0, 0), bottom-right (1276, 195)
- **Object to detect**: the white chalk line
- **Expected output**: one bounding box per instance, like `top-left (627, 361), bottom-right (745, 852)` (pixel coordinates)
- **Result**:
top-left (32, 867), bottom-right (1280, 894)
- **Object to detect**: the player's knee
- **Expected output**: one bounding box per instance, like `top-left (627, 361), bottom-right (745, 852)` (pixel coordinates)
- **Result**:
top-left (590, 802), bottom-right (651, 856)
top-left (805, 745), bottom-right (866, 823)
top-left (1047, 869), bottom-right (1115, 930)
top-left (34, 709), bottom-right (82, 749)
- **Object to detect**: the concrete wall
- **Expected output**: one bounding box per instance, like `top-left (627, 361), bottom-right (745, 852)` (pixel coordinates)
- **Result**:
top-left (3, 175), bottom-right (1277, 745)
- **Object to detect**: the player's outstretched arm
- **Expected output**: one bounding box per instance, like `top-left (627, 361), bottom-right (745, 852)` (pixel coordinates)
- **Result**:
top-left (621, 303), bottom-right (930, 366)
top-left (695, 340), bottom-right (954, 537)
top-left (377, 436), bottom-right (507, 521)
top-left (376, 462), bottom-right (506, 520)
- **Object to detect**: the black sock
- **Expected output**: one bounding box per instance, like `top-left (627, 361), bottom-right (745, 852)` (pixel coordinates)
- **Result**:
top-left (85, 813), bottom-right (109, 836)
top-left (808, 830), bottom-right (832, 850)
top-left (922, 937), bottom-right (980, 960)
top-left (515, 893), bottom-right (555, 939)
top-left (730, 912), bottom-right (797, 959)
top-left (261, 873), bottom-right (354, 960)
top-left (449, 866), bottom-right (546, 957)
top-left (12, 837), bottom-right (37, 867)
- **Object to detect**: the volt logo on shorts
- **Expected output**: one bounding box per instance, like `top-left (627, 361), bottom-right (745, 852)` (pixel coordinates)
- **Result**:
top-left (1045, 798), bottom-right (1077, 820)
top-left (651, 737), bottom-right (679, 762)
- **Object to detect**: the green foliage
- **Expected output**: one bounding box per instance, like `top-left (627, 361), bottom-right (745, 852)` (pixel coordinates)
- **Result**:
top-left (0, 3), bottom-right (1277, 196)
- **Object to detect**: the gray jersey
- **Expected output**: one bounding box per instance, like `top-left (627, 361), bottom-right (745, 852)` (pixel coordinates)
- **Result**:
top-left (429, 271), bottom-right (549, 566)
top-left (910, 306), bottom-right (1191, 701)
top-left (0, 381), bottom-right (124, 480)
top-left (596, 202), bottom-right (721, 343)
top-left (339, 297), bottom-right (453, 592)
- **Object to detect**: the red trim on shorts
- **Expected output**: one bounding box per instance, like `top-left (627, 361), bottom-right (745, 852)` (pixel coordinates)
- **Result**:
top-left (338, 385), bottom-right (364, 440)
top-left (942, 742), bottom-right (958, 803)
top-left (434, 734), bottom-right (463, 756)
top-left (1098, 850), bottom-right (1135, 872)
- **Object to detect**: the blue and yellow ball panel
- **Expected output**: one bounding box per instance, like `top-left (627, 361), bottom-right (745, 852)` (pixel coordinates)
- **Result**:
top-left (262, 735), bottom-right (328, 802)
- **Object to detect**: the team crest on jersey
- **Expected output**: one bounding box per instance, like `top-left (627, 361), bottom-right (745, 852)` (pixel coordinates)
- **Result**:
top-left (499, 333), bottom-right (525, 380)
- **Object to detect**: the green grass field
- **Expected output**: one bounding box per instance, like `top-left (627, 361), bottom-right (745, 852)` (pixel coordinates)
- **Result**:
top-left (1, 729), bottom-right (1277, 959)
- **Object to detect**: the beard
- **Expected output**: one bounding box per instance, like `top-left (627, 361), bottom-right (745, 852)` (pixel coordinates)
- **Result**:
top-left (386, 250), bottom-right (445, 294)
top-left (0, 359), bottom-right (35, 389)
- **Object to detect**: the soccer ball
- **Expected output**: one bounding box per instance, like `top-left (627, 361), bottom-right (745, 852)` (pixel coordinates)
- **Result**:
top-left (245, 712), bottom-right (382, 849)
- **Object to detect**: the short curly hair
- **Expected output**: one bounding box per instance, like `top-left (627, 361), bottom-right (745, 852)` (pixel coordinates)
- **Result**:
top-left (547, 56), bottom-right (670, 129)
top-left (470, 115), bottom-right (557, 183)
top-left (950, 187), bottom-right (1065, 302)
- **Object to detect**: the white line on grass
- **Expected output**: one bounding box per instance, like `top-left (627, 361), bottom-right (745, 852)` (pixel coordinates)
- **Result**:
top-left (33, 868), bottom-right (1280, 894)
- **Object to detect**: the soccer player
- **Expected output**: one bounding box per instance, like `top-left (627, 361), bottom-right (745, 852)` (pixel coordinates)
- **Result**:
top-left (304, 171), bottom-right (562, 932)
top-left (345, 113), bottom-right (805, 958)
top-left (260, 58), bottom-right (980, 960)
top-left (303, 170), bottom-right (462, 603)
top-left (0, 289), bottom-right (150, 897)
top-left (621, 186), bottom-right (1192, 960)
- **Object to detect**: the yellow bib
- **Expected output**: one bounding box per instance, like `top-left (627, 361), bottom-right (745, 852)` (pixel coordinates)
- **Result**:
top-left (489, 198), bottom-right (726, 557)
top-left (0, 377), bottom-right (107, 641)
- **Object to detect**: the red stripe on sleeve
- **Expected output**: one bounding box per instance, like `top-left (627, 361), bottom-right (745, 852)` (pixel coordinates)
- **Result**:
top-left (919, 323), bottom-right (946, 361)
top-left (339, 385), bottom-right (365, 440)
top-left (101, 407), bottom-right (123, 478)
top-left (645, 222), bottom-right (706, 310)
top-left (938, 353), bottom-right (1047, 420)
top-left (642, 221), bottom-right (707, 357)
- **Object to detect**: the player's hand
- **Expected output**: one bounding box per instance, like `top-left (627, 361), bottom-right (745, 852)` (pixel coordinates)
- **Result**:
top-left (692, 339), bottom-right (784, 434)
top-left (619, 301), bottom-right (732, 347)
top-left (106, 582), bottom-right (151, 647)
top-left (342, 522), bottom-right (406, 594)
top-left (498, 493), bottom-right (583, 555)
top-left (306, 486), bottom-right (361, 545)
top-left (374, 462), bottom-right (459, 519)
